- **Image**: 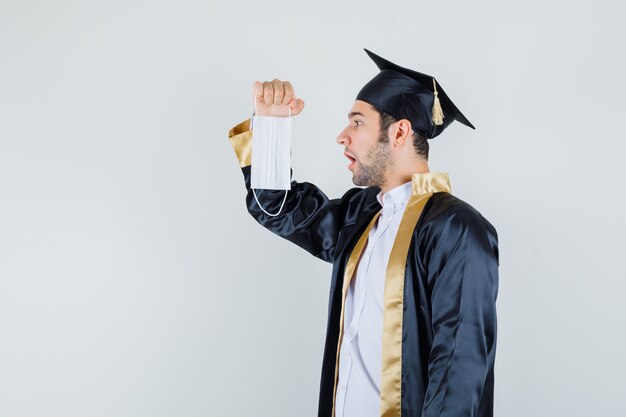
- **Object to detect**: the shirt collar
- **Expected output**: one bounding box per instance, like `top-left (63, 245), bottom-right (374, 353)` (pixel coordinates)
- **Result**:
top-left (376, 180), bottom-right (413, 208)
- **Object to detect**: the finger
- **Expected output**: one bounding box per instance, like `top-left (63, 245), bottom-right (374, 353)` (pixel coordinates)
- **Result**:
top-left (252, 81), bottom-right (263, 100)
top-left (272, 79), bottom-right (284, 105)
top-left (283, 81), bottom-right (295, 105)
top-left (289, 98), bottom-right (305, 115)
top-left (262, 81), bottom-right (274, 105)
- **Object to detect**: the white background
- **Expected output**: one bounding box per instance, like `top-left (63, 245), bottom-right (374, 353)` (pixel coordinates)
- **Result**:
top-left (1, 0), bottom-right (625, 416)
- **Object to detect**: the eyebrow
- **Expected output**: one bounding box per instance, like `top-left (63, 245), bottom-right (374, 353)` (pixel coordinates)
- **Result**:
top-left (348, 111), bottom-right (365, 119)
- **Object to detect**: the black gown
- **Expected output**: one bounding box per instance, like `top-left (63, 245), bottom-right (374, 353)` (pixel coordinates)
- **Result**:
top-left (228, 118), bottom-right (500, 417)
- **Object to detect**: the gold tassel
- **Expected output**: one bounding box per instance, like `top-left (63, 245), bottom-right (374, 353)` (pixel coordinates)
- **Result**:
top-left (431, 78), bottom-right (444, 126)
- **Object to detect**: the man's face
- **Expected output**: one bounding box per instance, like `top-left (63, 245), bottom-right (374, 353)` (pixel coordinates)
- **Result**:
top-left (336, 100), bottom-right (392, 187)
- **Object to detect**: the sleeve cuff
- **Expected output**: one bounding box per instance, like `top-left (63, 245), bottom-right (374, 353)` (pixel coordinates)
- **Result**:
top-left (228, 118), bottom-right (252, 167)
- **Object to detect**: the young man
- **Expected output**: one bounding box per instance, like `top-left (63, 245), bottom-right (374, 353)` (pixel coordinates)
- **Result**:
top-left (227, 49), bottom-right (499, 417)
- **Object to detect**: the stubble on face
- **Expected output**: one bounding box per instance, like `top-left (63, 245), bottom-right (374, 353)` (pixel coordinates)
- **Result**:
top-left (352, 131), bottom-right (392, 187)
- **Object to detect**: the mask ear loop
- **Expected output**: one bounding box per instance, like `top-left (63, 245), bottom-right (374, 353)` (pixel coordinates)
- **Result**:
top-left (251, 99), bottom-right (290, 217)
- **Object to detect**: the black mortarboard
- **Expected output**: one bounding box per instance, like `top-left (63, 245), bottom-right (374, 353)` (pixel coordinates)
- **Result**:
top-left (356, 48), bottom-right (475, 139)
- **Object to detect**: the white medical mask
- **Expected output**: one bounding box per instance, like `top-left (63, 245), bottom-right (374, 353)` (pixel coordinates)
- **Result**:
top-left (250, 102), bottom-right (292, 216)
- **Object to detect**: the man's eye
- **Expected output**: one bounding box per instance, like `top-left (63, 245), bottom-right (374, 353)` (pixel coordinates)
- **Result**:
top-left (354, 120), bottom-right (362, 127)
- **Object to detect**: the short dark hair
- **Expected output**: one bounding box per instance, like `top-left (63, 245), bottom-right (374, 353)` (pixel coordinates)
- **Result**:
top-left (371, 104), bottom-right (429, 160)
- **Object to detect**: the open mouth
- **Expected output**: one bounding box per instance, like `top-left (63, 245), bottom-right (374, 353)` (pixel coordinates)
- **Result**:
top-left (346, 155), bottom-right (356, 169)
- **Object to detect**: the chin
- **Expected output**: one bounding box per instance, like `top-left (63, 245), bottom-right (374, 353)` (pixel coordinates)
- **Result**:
top-left (352, 176), bottom-right (365, 187)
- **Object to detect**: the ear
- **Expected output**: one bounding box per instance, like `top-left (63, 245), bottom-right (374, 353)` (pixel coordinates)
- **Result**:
top-left (393, 119), bottom-right (413, 148)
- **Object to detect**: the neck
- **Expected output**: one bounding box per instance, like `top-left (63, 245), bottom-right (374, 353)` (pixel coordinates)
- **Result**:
top-left (379, 161), bottom-right (430, 193)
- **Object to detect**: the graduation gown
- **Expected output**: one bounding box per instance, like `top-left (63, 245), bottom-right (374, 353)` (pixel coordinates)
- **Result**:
top-left (228, 118), bottom-right (500, 417)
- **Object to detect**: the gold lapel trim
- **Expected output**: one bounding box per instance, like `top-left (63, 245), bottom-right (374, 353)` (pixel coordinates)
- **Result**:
top-left (380, 172), bottom-right (451, 417)
top-left (331, 211), bottom-right (381, 417)
top-left (411, 172), bottom-right (451, 195)
top-left (379, 193), bottom-right (431, 416)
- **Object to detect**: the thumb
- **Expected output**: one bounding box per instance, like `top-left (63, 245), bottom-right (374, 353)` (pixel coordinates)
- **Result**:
top-left (289, 98), bottom-right (305, 115)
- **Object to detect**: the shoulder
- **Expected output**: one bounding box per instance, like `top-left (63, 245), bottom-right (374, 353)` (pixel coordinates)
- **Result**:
top-left (422, 192), bottom-right (498, 244)
top-left (416, 192), bottom-right (499, 266)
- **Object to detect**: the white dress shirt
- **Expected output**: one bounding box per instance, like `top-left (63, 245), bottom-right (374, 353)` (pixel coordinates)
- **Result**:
top-left (334, 180), bottom-right (413, 417)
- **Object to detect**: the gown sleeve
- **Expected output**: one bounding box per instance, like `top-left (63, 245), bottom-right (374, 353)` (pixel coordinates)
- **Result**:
top-left (421, 208), bottom-right (500, 417)
top-left (227, 117), bottom-right (372, 264)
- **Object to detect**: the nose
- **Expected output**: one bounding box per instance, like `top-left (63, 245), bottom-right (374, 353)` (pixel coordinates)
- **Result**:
top-left (336, 126), bottom-right (350, 146)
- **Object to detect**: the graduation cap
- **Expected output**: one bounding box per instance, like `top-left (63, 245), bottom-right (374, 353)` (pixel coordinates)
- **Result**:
top-left (356, 48), bottom-right (475, 139)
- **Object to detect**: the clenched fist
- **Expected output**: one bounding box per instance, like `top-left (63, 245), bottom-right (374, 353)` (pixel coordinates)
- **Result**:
top-left (252, 79), bottom-right (305, 117)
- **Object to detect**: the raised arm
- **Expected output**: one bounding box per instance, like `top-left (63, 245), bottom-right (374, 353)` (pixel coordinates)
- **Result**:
top-left (227, 79), bottom-right (374, 263)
